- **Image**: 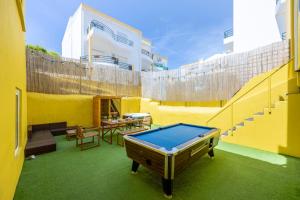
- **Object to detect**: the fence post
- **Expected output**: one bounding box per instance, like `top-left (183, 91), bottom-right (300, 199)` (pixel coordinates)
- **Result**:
top-left (268, 77), bottom-right (272, 114)
top-left (231, 104), bottom-right (234, 130)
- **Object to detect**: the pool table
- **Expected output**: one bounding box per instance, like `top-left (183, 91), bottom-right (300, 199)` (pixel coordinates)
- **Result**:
top-left (123, 123), bottom-right (220, 198)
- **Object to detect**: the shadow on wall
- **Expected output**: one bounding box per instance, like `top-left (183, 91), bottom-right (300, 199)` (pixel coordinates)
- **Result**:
top-left (27, 93), bottom-right (94, 127)
top-left (278, 93), bottom-right (300, 157)
top-left (140, 98), bottom-right (221, 126)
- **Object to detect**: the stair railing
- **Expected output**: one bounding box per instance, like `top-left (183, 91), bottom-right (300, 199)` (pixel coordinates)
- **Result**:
top-left (206, 59), bottom-right (293, 128)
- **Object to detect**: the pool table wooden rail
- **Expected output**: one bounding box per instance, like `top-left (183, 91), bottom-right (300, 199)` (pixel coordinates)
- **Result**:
top-left (125, 141), bottom-right (166, 177)
top-left (123, 124), bottom-right (220, 198)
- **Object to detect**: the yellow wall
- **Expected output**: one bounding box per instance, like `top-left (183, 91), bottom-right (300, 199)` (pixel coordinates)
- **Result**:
top-left (206, 61), bottom-right (300, 157)
top-left (27, 93), bottom-right (93, 127)
top-left (120, 97), bottom-right (141, 116)
top-left (282, 94), bottom-right (300, 157)
top-left (0, 0), bottom-right (27, 199)
top-left (159, 100), bottom-right (225, 107)
top-left (221, 99), bottom-right (288, 154)
top-left (140, 98), bottom-right (220, 126)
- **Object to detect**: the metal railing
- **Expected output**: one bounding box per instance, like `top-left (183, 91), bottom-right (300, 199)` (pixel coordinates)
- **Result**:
top-left (80, 55), bottom-right (132, 70)
top-left (206, 59), bottom-right (292, 127)
top-left (224, 29), bottom-right (233, 39)
top-left (141, 49), bottom-right (152, 58)
top-left (153, 63), bottom-right (168, 70)
top-left (281, 32), bottom-right (287, 40)
top-left (88, 20), bottom-right (134, 47)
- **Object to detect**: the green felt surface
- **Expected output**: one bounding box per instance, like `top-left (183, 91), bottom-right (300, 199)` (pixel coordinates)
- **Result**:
top-left (15, 125), bottom-right (300, 200)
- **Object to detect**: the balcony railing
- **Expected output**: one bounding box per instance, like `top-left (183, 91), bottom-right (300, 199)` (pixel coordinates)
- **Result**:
top-left (80, 55), bottom-right (132, 70)
top-left (281, 32), bottom-right (287, 40)
top-left (87, 20), bottom-right (134, 47)
top-left (141, 49), bottom-right (152, 58)
top-left (224, 29), bottom-right (233, 39)
top-left (153, 63), bottom-right (168, 70)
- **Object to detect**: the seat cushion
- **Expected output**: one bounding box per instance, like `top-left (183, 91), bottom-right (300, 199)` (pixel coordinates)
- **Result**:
top-left (49, 122), bottom-right (67, 136)
top-left (32, 124), bottom-right (50, 132)
top-left (83, 131), bottom-right (99, 138)
top-left (25, 130), bottom-right (56, 156)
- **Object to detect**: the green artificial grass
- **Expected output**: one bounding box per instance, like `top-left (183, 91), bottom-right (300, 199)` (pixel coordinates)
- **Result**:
top-left (15, 127), bottom-right (300, 200)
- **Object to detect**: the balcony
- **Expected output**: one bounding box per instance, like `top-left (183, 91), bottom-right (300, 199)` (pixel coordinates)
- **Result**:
top-left (87, 20), bottom-right (134, 47)
top-left (141, 49), bottom-right (152, 58)
top-left (224, 29), bottom-right (233, 39)
top-left (224, 28), bottom-right (234, 53)
top-left (153, 63), bottom-right (168, 71)
top-left (80, 55), bottom-right (132, 70)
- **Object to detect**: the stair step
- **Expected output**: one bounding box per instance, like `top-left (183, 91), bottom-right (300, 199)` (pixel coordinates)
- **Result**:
top-left (221, 131), bottom-right (229, 137)
top-left (274, 101), bottom-right (281, 108)
top-left (279, 95), bottom-right (285, 101)
top-left (236, 122), bottom-right (245, 128)
top-left (254, 112), bottom-right (264, 116)
top-left (237, 122), bottom-right (244, 126)
top-left (229, 131), bottom-right (235, 136)
top-left (227, 128), bottom-right (235, 136)
top-left (245, 117), bottom-right (254, 121)
top-left (275, 100), bottom-right (287, 107)
top-left (263, 108), bottom-right (272, 114)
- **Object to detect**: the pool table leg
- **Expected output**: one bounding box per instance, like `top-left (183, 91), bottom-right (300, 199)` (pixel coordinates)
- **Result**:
top-left (131, 160), bottom-right (139, 174)
top-left (208, 149), bottom-right (214, 158)
top-left (162, 178), bottom-right (173, 198)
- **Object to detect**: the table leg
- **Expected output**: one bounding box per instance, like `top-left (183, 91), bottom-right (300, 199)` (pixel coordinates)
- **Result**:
top-left (110, 127), bottom-right (113, 144)
top-left (208, 149), bottom-right (214, 158)
top-left (162, 178), bottom-right (173, 198)
top-left (131, 161), bottom-right (139, 174)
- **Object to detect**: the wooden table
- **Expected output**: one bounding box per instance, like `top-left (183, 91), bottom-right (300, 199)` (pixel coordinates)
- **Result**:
top-left (101, 118), bottom-right (143, 144)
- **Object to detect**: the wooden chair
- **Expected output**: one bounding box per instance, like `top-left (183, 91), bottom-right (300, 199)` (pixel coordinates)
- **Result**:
top-left (142, 116), bottom-right (153, 129)
top-left (76, 126), bottom-right (101, 151)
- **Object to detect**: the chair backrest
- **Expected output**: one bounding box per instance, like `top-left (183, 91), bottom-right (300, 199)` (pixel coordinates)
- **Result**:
top-left (143, 116), bottom-right (152, 125)
top-left (76, 126), bottom-right (84, 138)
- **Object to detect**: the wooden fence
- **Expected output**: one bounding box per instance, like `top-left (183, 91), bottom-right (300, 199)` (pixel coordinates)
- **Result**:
top-left (26, 48), bottom-right (141, 97)
top-left (26, 40), bottom-right (290, 101)
top-left (142, 40), bottom-right (290, 101)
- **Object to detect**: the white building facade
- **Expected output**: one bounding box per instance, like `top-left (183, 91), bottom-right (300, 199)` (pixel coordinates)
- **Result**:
top-left (224, 0), bottom-right (286, 53)
top-left (62, 3), bottom-right (167, 71)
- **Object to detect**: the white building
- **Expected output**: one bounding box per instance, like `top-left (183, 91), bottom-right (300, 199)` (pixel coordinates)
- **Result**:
top-left (62, 3), bottom-right (167, 71)
top-left (224, 0), bottom-right (285, 53)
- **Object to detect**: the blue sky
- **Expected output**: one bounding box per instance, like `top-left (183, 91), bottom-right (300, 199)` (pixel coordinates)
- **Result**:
top-left (26, 0), bottom-right (233, 69)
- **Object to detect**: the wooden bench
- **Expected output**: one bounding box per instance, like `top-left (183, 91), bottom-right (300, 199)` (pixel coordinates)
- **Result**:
top-left (76, 127), bottom-right (101, 151)
top-left (117, 128), bottom-right (147, 146)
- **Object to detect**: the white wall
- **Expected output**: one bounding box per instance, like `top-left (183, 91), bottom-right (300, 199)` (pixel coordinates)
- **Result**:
top-left (62, 3), bottom-right (170, 72)
top-left (233, 0), bottom-right (281, 53)
top-left (62, 6), bottom-right (82, 59)
top-left (275, 0), bottom-right (290, 39)
top-left (81, 5), bottom-right (142, 71)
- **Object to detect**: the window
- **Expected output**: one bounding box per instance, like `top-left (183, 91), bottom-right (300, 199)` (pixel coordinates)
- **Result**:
top-left (15, 89), bottom-right (21, 156)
